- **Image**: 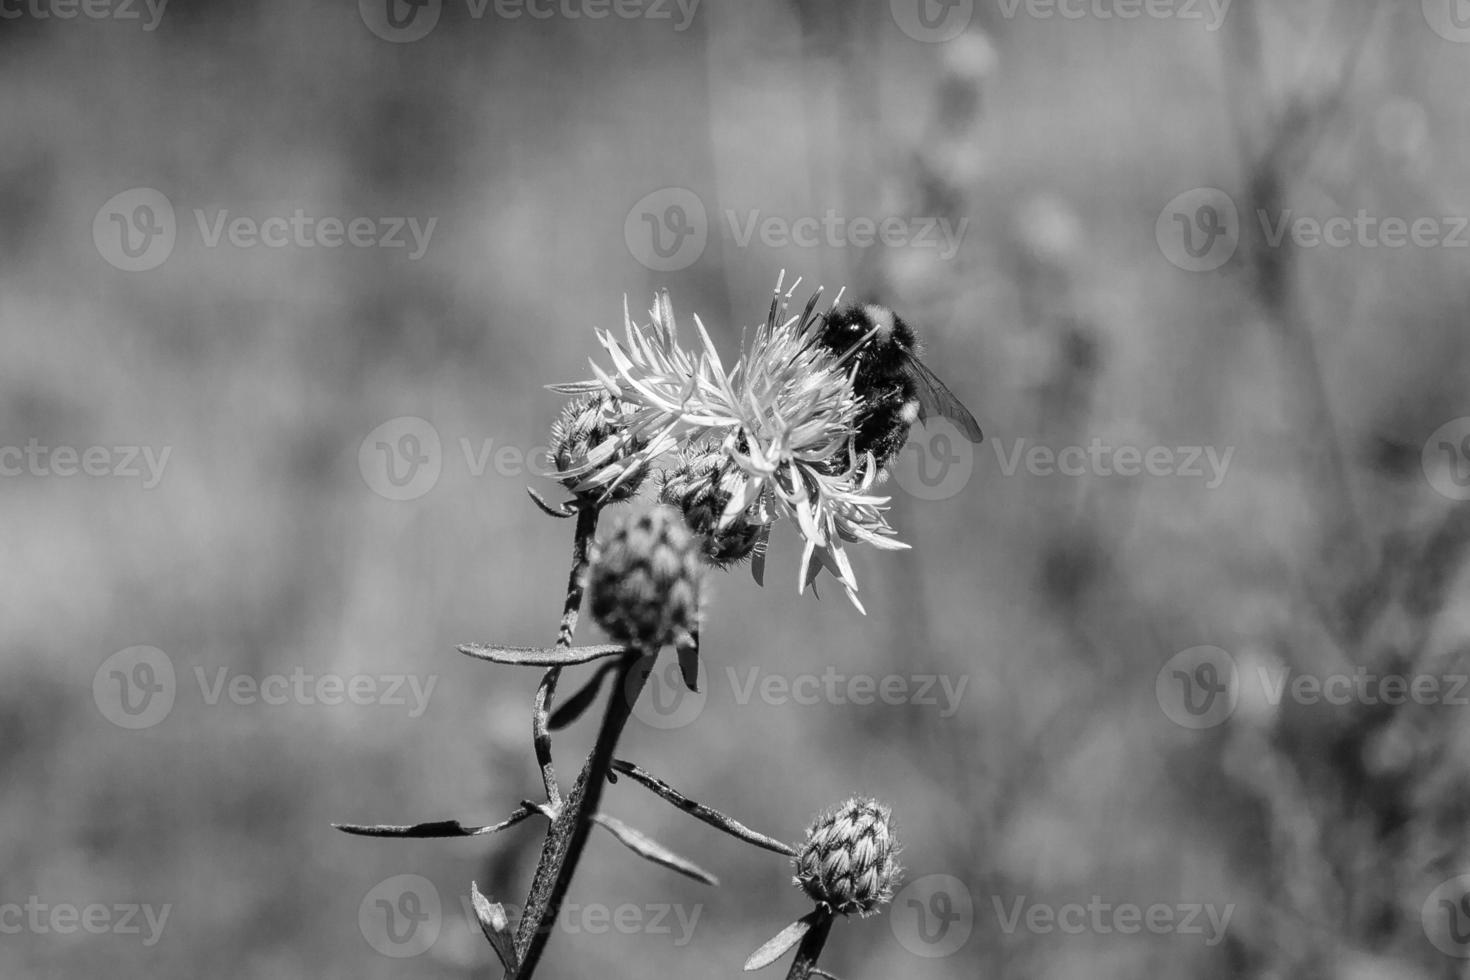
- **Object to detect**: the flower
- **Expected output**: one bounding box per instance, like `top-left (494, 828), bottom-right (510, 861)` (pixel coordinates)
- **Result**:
top-left (548, 393), bottom-right (647, 502)
top-left (657, 444), bottom-right (769, 568)
top-left (793, 798), bottom-right (901, 917)
top-left (550, 275), bottom-right (909, 611)
top-left (588, 506), bottom-right (703, 650)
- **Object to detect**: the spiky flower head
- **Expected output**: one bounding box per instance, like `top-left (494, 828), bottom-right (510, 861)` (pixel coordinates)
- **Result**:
top-left (548, 393), bottom-right (647, 501)
top-left (657, 444), bottom-right (769, 568)
top-left (589, 506), bottom-right (703, 650)
top-left (550, 275), bottom-right (909, 612)
top-left (793, 798), bottom-right (901, 917)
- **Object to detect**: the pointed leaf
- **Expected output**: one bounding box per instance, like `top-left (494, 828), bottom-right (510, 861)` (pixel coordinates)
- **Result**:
top-left (470, 881), bottom-right (519, 974)
top-left (750, 525), bottom-right (770, 587)
top-left (676, 632), bottom-right (700, 692)
top-left (549, 661), bottom-right (619, 731)
top-left (458, 643), bottom-right (630, 667)
top-left (592, 813), bottom-right (719, 885)
top-left (334, 804), bottom-right (536, 839)
top-left (526, 486), bottom-right (575, 518)
top-left (743, 914), bottom-right (817, 971)
top-left (610, 760), bottom-right (795, 856)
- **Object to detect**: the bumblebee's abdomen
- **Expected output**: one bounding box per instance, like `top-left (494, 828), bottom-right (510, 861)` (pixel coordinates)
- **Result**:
top-left (852, 376), bottom-right (918, 469)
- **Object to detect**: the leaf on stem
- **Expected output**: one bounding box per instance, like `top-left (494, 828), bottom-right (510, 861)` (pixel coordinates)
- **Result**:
top-left (458, 643), bottom-right (631, 666)
top-left (676, 630), bottom-right (700, 692)
top-left (333, 803), bottom-right (538, 839)
top-left (549, 661), bottom-right (620, 731)
top-left (743, 912), bottom-right (821, 972)
top-left (470, 881), bottom-right (520, 973)
top-left (527, 486), bottom-right (577, 518)
top-left (610, 759), bottom-right (795, 856)
top-left (592, 813), bottom-right (719, 886)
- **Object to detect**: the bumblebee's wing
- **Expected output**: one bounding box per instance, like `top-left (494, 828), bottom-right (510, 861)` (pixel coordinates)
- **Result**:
top-left (908, 356), bottom-right (984, 443)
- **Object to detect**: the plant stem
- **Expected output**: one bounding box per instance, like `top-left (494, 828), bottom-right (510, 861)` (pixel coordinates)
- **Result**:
top-left (533, 503), bottom-right (601, 808)
top-left (511, 648), bottom-right (653, 979)
top-left (784, 910), bottom-right (834, 980)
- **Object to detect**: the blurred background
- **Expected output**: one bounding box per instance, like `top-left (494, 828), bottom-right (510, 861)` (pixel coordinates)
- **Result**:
top-left (6, 0), bottom-right (1470, 977)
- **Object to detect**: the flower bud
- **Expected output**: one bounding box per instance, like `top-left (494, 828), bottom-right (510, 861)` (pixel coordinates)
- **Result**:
top-left (657, 447), bottom-right (767, 567)
top-left (589, 506), bottom-right (703, 650)
top-left (548, 394), bottom-right (647, 501)
top-left (793, 798), bottom-right (901, 917)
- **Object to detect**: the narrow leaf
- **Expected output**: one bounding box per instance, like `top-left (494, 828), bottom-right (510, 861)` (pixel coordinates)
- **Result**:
top-left (334, 804), bottom-right (536, 839)
top-left (549, 661), bottom-right (619, 731)
top-left (610, 760), bottom-right (796, 856)
top-left (470, 881), bottom-right (519, 974)
top-left (743, 913), bottom-right (817, 971)
top-left (592, 813), bottom-right (719, 886)
top-left (676, 631), bottom-right (700, 692)
top-left (458, 643), bottom-right (630, 667)
top-left (750, 524), bottom-right (770, 587)
top-left (526, 486), bottom-right (575, 518)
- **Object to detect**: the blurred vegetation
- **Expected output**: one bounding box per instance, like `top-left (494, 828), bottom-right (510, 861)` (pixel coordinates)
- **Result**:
top-left (4, 1), bottom-right (1470, 977)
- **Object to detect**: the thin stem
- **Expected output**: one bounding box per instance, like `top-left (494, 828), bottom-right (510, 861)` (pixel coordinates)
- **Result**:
top-left (533, 503), bottom-right (601, 809)
top-left (784, 910), bottom-right (834, 980)
top-left (511, 649), bottom-right (654, 979)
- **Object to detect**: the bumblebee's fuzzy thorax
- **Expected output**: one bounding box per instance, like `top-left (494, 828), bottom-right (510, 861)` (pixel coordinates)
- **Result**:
top-left (818, 304), bottom-right (914, 384)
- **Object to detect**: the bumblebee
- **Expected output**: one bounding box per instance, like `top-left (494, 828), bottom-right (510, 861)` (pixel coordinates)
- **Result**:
top-left (815, 304), bottom-right (984, 471)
